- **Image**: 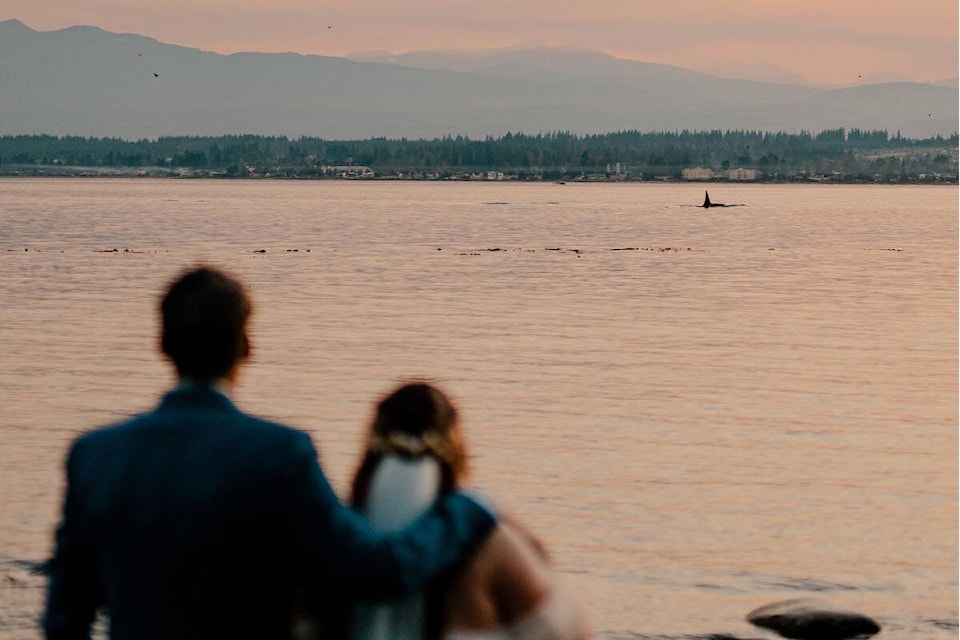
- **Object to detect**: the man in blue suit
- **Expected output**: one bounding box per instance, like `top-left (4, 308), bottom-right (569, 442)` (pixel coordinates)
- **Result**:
top-left (44, 265), bottom-right (496, 639)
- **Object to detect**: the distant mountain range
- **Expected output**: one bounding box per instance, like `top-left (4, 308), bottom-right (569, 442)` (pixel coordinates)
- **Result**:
top-left (1, 19), bottom-right (956, 140)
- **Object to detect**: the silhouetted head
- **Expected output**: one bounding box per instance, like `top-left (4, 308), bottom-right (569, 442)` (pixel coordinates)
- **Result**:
top-left (160, 266), bottom-right (252, 380)
top-left (376, 382), bottom-right (456, 434)
top-left (352, 382), bottom-right (468, 506)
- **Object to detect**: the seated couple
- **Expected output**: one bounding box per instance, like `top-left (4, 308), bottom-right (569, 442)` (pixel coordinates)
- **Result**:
top-left (43, 265), bottom-right (588, 640)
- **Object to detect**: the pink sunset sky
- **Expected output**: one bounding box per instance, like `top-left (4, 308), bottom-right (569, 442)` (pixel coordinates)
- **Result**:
top-left (4, 0), bottom-right (958, 85)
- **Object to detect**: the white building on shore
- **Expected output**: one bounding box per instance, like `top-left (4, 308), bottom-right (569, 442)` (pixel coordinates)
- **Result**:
top-left (681, 167), bottom-right (714, 180)
top-left (725, 167), bottom-right (761, 181)
top-left (321, 165), bottom-right (375, 178)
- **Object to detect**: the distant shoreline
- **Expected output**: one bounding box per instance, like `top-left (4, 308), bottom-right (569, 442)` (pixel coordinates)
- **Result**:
top-left (0, 168), bottom-right (955, 185)
top-left (2, 129), bottom-right (956, 185)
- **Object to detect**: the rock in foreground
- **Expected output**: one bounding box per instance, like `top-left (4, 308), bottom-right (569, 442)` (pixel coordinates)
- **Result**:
top-left (747, 599), bottom-right (881, 640)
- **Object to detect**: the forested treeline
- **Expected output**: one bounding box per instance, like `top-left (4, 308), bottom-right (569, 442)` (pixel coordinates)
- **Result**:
top-left (0, 129), bottom-right (956, 180)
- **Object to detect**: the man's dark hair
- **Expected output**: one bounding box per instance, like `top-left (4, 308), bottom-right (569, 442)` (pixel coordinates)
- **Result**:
top-left (160, 266), bottom-right (252, 379)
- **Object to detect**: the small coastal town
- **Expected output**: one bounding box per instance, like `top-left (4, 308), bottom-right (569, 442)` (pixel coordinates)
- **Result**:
top-left (1, 130), bottom-right (956, 183)
top-left (4, 162), bottom-right (955, 183)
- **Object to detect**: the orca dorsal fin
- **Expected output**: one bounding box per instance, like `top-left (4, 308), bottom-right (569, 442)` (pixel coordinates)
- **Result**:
top-left (703, 191), bottom-right (711, 207)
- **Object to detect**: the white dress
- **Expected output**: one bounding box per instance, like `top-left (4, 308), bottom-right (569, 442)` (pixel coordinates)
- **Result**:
top-left (352, 454), bottom-right (441, 640)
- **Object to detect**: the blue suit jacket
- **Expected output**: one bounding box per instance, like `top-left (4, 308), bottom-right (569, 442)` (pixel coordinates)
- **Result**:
top-left (44, 386), bottom-right (495, 639)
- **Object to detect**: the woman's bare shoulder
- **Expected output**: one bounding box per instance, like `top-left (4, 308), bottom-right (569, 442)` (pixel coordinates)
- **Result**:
top-left (498, 514), bottom-right (551, 560)
top-left (450, 514), bottom-right (591, 639)
top-left (445, 514), bottom-right (551, 627)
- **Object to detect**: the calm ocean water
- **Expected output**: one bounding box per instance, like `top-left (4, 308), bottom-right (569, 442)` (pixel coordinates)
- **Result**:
top-left (1, 179), bottom-right (957, 639)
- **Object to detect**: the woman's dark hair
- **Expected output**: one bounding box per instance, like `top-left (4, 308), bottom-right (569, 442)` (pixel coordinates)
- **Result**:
top-left (160, 266), bottom-right (252, 379)
top-left (351, 382), bottom-right (467, 510)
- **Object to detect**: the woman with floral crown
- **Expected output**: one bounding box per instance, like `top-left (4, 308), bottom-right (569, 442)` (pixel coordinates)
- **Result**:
top-left (350, 381), bottom-right (590, 640)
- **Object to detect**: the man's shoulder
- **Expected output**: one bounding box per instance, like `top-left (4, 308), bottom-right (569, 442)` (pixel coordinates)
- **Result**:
top-left (72, 411), bottom-right (152, 449)
top-left (72, 397), bottom-right (312, 456)
top-left (231, 412), bottom-right (315, 449)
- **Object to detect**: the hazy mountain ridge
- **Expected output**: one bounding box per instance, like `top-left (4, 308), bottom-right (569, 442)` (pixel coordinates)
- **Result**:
top-left (1, 19), bottom-right (956, 140)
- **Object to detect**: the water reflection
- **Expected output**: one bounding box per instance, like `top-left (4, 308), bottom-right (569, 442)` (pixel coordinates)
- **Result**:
top-left (0, 180), bottom-right (956, 639)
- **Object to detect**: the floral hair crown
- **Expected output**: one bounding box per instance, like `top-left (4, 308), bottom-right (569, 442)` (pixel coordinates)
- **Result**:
top-left (368, 430), bottom-right (452, 461)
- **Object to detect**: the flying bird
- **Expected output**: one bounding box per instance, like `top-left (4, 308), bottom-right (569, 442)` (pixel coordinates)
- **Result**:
top-left (153, 72), bottom-right (159, 77)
